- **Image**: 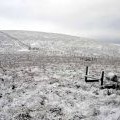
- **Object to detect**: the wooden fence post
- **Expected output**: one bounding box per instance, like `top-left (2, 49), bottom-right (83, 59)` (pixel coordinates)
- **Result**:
top-left (101, 71), bottom-right (104, 86)
top-left (85, 66), bottom-right (88, 82)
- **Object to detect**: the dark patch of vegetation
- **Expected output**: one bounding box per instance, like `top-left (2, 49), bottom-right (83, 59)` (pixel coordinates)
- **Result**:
top-left (0, 93), bottom-right (2, 98)
top-left (0, 78), bottom-right (4, 81)
top-left (73, 115), bottom-right (86, 120)
top-left (75, 84), bottom-right (81, 89)
top-left (12, 85), bottom-right (16, 90)
top-left (92, 108), bottom-right (100, 116)
top-left (50, 107), bottom-right (63, 116)
top-left (15, 112), bottom-right (32, 120)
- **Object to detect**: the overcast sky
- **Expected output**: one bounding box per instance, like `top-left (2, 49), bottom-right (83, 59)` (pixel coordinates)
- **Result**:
top-left (0, 0), bottom-right (120, 42)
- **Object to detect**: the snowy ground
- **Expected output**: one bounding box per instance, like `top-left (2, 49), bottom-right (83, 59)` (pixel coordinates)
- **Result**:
top-left (0, 30), bottom-right (120, 120)
top-left (0, 62), bottom-right (120, 120)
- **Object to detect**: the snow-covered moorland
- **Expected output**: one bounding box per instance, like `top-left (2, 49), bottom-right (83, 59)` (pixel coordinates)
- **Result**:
top-left (0, 62), bottom-right (120, 120)
top-left (0, 30), bottom-right (120, 120)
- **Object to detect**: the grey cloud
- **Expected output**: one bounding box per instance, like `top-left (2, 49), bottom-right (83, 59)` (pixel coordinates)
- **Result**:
top-left (0, 0), bottom-right (120, 43)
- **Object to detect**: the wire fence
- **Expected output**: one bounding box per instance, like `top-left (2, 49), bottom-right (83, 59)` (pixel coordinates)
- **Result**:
top-left (0, 53), bottom-right (120, 68)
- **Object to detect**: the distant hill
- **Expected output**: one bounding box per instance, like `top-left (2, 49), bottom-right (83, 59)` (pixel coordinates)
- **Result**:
top-left (0, 30), bottom-right (120, 57)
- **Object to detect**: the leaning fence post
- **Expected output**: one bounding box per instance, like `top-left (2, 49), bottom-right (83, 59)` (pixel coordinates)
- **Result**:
top-left (85, 66), bottom-right (88, 82)
top-left (101, 71), bottom-right (104, 86)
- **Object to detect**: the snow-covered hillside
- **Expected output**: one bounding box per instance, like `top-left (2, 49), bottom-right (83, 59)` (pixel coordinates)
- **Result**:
top-left (0, 30), bottom-right (120, 57)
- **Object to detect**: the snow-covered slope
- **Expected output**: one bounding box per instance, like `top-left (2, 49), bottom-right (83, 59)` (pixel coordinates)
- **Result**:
top-left (0, 30), bottom-right (120, 57)
top-left (0, 31), bottom-right (22, 52)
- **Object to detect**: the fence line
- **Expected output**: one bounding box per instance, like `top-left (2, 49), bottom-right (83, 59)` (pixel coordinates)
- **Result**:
top-left (85, 66), bottom-right (104, 86)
